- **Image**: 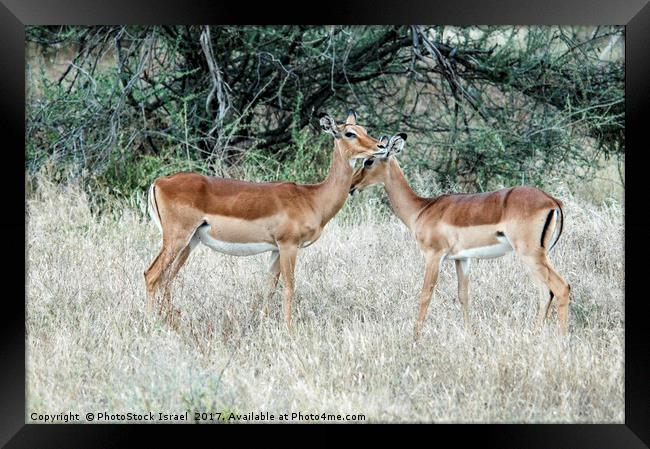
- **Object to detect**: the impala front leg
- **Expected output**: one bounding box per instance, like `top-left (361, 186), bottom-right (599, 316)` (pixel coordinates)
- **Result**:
top-left (278, 244), bottom-right (298, 329)
top-left (252, 250), bottom-right (280, 317)
top-left (454, 259), bottom-right (471, 330)
top-left (414, 250), bottom-right (444, 340)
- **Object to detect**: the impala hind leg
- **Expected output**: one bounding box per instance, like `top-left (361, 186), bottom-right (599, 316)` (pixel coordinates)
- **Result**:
top-left (160, 237), bottom-right (198, 328)
top-left (252, 250), bottom-right (280, 317)
top-left (518, 250), bottom-right (571, 334)
top-left (454, 259), bottom-right (471, 330)
top-left (144, 247), bottom-right (166, 311)
top-left (414, 250), bottom-right (444, 340)
top-left (278, 244), bottom-right (298, 329)
top-left (534, 279), bottom-right (554, 332)
top-left (145, 244), bottom-right (185, 313)
top-left (144, 229), bottom-right (198, 327)
top-left (149, 241), bottom-right (186, 323)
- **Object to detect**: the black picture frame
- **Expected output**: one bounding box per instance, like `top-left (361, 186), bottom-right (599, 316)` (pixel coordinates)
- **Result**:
top-left (4, 0), bottom-right (648, 446)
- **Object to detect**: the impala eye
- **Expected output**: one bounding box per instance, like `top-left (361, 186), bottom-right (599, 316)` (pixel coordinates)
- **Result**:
top-left (364, 159), bottom-right (375, 168)
top-left (344, 132), bottom-right (357, 139)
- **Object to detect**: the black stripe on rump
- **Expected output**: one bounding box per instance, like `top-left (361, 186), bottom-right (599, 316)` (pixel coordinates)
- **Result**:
top-left (152, 185), bottom-right (162, 224)
top-left (540, 209), bottom-right (555, 248)
top-left (548, 205), bottom-right (564, 252)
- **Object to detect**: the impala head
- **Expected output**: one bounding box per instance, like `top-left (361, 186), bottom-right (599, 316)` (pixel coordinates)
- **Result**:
top-left (319, 110), bottom-right (387, 161)
top-left (349, 133), bottom-right (407, 196)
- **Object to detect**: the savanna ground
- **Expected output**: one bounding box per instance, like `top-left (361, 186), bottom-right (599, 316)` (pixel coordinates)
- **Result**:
top-left (26, 173), bottom-right (624, 423)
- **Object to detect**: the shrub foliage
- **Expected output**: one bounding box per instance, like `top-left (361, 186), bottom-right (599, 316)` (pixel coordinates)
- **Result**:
top-left (26, 25), bottom-right (624, 196)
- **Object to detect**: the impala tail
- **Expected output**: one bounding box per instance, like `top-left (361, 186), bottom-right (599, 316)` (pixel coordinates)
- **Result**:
top-left (541, 200), bottom-right (564, 252)
top-left (147, 182), bottom-right (163, 233)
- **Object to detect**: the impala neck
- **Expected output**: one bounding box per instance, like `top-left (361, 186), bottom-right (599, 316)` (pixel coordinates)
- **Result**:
top-left (384, 157), bottom-right (428, 229)
top-left (314, 141), bottom-right (354, 225)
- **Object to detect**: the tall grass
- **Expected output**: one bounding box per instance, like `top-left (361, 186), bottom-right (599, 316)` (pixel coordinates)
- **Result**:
top-left (26, 178), bottom-right (623, 423)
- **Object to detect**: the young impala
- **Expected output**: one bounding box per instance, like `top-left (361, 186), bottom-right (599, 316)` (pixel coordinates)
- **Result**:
top-left (145, 110), bottom-right (387, 329)
top-left (350, 134), bottom-right (571, 339)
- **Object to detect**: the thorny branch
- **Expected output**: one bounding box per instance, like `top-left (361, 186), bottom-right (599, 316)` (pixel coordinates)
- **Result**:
top-left (26, 25), bottom-right (624, 192)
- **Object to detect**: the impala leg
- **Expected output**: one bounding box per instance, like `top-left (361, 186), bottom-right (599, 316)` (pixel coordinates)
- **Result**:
top-left (144, 247), bottom-right (166, 311)
top-left (534, 279), bottom-right (554, 332)
top-left (252, 250), bottom-right (280, 317)
top-left (278, 244), bottom-right (298, 329)
top-left (519, 251), bottom-right (571, 335)
top-left (549, 266), bottom-right (571, 335)
top-left (145, 230), bottom-right (197, 328)
top-left (454, 259), bottom-right (471, 330)
top-left (160, 241), bottom-right (196, 328)
top-left (156, 244), bottom-right (186, 327)
top-left (145, 245), bottom-right (182, 313)
top-left (414, 251), bottom-right (443, 340)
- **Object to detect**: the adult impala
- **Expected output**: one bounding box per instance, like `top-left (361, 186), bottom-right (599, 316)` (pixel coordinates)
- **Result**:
top-left (350, 134), bottom-right (571, 339)
top-left (145, 110), bottom-right (386, 328)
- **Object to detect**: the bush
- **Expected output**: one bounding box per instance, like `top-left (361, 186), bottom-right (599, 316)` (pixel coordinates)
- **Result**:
top-left (26, 25), bottom-right (624, 199)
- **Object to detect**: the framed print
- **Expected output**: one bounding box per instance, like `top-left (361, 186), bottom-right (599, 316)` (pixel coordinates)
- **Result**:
top-left (3, 0), bottom-right (649, 446)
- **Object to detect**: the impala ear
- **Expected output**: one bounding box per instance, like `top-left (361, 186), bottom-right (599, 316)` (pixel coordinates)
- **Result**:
top-left (388, 133), bottom-right (407, 156)
top-left (319, 113), bottom-right (339, 138)
top-left (375, 135), bottom-right (390, 158)
top-left (345, 109), bottom-right (357, 125)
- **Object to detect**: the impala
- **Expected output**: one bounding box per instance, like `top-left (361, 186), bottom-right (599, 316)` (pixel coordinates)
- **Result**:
top-left (350, 134), bottom-right (571, 339)
top-left (144, 110), bottom-right (387, 328)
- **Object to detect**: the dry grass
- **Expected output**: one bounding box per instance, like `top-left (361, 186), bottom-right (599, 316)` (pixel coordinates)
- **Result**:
top-left (26, 179), bottom-right (624, 423)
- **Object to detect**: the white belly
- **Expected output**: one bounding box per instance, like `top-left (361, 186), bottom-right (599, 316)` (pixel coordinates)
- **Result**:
top-left (196, 225), bottom-right (278, 256)
top-left (447, 236), bottom-right (513, 260)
